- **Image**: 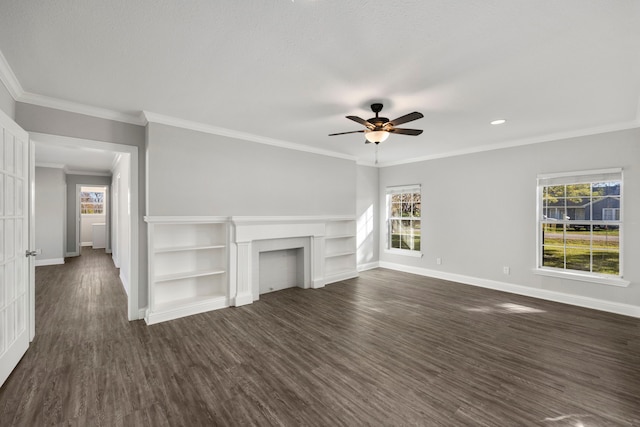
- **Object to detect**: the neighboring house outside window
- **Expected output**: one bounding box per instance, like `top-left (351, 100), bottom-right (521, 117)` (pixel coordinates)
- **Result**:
top-left (537, 168), bottom-right (626, 285)
top-left (386, 185), bottom-right (421, 255)
top-left (80, 191), bottom-right (105, 214)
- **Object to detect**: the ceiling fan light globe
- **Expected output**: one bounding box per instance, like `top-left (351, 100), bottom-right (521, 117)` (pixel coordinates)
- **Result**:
top-left (365, 130), bottom-right (389, 144)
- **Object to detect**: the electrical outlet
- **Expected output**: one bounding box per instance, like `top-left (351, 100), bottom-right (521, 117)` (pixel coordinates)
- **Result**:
top-left (503, 266), bottom-right (510, 275)
top-left (436, 257), bottom-right (442, 265)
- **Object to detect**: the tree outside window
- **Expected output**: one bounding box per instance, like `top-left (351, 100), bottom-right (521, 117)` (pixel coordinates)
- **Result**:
top-left (80, 191), bottom-right (105, 214)
top-left (387, 186), bottom-right (421, 252)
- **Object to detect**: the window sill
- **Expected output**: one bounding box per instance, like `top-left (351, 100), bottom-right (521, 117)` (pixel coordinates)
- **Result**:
top-left (384, 249), bottom-right (423, 258)
top-left (534, 268), bottom-right (630, 287)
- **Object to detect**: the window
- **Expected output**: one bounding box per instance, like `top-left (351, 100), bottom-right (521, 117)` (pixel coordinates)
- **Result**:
top-left (80, 191), bottom-right (105, 214)
top-left (537, 169), bottom-right (623, 281)
top-left (386, 185), bottom-right (421, 253)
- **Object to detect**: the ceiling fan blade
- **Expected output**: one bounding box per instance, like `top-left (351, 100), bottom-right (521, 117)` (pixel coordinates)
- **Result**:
top-left (387, 112), bottom-right (424, 127)
top-left (328, 130), bottom-right (365, 136)
top-left (389, 128), bottom-right (423, 136)
top-left (346, 116), bottom-right (375, 129)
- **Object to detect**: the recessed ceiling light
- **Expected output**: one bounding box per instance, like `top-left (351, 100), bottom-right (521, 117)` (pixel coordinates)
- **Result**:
top-left (491, 119), bottom-right (506, 125)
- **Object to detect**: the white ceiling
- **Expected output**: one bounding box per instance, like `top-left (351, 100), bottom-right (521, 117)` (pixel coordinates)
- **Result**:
top-left (1, 1), bottom-right (639, 166)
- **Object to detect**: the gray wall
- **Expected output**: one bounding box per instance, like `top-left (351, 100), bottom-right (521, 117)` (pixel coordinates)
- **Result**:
top-left (16, 103), bottom-right (147, 314)
top-left (65, 175), bottom-right (112, 254)
top-left (379, 127), bottom-right (640, 307)
top-left (356, 165), bottom-right (379, 267)
top-left (0, 80), bottom-right (15, 119)
top-left (147, 123), bottom-right (356, 216)
top-left (16, 103), bottom-right (144, 145)
top-left (35, 167), bottom-right (65, 263)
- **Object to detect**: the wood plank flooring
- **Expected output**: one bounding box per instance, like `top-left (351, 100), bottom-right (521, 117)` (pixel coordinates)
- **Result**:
top-left (0, 248), bottom-right (638, 426)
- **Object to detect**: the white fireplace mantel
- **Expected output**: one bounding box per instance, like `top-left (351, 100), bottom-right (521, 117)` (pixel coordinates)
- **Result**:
top-left (231, 217), bottom-right (331, 306)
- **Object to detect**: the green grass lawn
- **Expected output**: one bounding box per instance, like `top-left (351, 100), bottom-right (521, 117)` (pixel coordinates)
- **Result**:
top-left (542, 246), bottom-right (619, 275)
top-left (391, 234), bottom-right (421, 251)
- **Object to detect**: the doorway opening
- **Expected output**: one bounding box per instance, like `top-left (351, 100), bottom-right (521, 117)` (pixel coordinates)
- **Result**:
top-left (32, 133), bottom-right (139, 321)
top-left (78, 185), bottom-right (109, 253)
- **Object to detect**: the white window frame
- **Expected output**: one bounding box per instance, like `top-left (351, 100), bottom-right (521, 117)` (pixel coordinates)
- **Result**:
top-left (385, 184), bottom-right (423, 258)
top-left (535, 168), bottom-right (629, 287)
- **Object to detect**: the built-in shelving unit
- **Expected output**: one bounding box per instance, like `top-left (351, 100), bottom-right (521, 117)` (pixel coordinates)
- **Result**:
top-left (323, 218), bottom-right (358, 284)
top-left (145, 217), bottom-right (229, 325)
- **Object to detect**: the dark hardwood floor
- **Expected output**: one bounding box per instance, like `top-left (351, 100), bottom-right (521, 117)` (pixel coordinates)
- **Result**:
top-left (1, 248), bottom-right (638, 426)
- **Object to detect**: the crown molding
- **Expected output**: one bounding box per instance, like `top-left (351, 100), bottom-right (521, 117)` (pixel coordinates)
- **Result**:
top-left (142, 111), bottom-right (357, 162)
top-left (356, 159), bottom-right (378, 167)
top-left (66, 169), bottom-right (112, 177)
top-left (377, 120), bottom-right (640, 168)
top-left (1, 49), bottom-right (144, 126)
top-left (18, 91), bottom-right (145, 126)
top-left (0, 50), bottom-right (23, 100)
top-left (35, 162), bottom-right (67, 171)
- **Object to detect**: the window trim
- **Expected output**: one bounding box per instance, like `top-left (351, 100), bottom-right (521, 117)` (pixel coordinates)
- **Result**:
top-left (385, 184), bottom-right (422, 256)
top-left (535, 168), bottom-right (626, 286)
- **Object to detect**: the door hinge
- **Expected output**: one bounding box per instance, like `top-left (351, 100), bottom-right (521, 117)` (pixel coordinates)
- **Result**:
top-left (25, 250), bottom-right (38, 257)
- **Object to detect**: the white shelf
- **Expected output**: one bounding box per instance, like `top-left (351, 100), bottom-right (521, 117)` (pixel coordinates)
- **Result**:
top-left (154, 244), bottom-right (226, 254)
top-left (323, 219), bottom-right (358, 285)
top-left (147, 218), bottom-right (229, 325)
top-left (325, 251), bottom-right (356, 259)
top-left (154, 269), bottom-right (226, 283)
top-left (325, 234), bottom-right (356, 240)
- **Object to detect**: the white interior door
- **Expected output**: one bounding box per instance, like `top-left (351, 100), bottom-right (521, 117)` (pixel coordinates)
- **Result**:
top-left (0, 112), bottom-right (31, 388)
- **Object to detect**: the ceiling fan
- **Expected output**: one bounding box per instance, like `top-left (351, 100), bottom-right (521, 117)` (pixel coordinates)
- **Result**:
top-left (329, 103), bottom-right (424, 144)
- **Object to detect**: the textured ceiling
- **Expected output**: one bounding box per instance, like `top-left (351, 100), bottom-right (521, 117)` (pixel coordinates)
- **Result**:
top-left (1, 0), bottom-right (639, 165)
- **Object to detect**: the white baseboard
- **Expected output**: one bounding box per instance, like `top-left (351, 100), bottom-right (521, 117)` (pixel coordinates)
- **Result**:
top-left (235, 292), bottom-right (253, 307)
top-left (358, 261), bottom-right (380, 272)
top-left (138, 308), bottom-right (147, 320)
top-left (81, 242), bottom-right (92, 247)
top-left (145, 297), bottom-right (229, 325)
top-left (35, 258), bottom-right (65, 267)
top-left (119, 272), bottom-right (129, 296)
top-left (379, 262), bottom-right (640, 318)
top-left (324, 270), bottom-right (358, 286)
top-left (112, 255), bottom-right (120, 268)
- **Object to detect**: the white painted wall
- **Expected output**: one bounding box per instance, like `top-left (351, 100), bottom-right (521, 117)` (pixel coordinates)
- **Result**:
top-left (356, 165), bottom-right (379, 269)
top-left (112, 154), bottom-right (131, 295)
top-left (259, 249), bottom-right (304, 294)
top-left (34, 167), bottom-right (65, 265)
top-left (80, 214), bottom-right (106, 245)
top-left (146, 123), bottom-right (356, 216)
top-left (379, 127), bottom-right (640, 313)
